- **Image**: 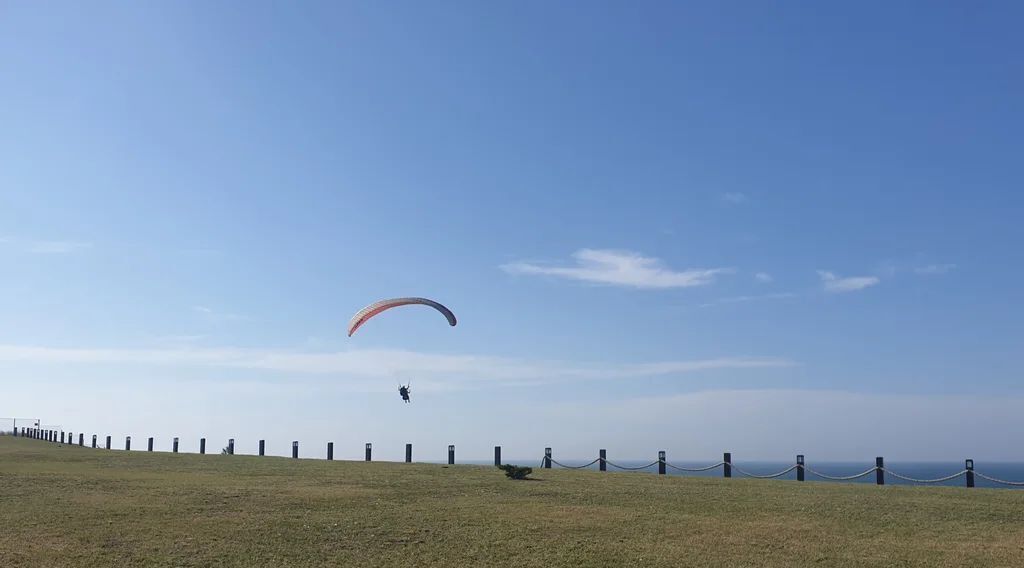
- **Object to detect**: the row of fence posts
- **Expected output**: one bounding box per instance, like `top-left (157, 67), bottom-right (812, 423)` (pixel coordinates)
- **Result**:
top-left (18, 429), bottom-right (980, 489)
top-left (22, 429), bottom-right (474, 466)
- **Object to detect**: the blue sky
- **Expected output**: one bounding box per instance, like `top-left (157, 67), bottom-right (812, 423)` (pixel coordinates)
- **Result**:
top-left (2, 2), bottom-right (1022, 461)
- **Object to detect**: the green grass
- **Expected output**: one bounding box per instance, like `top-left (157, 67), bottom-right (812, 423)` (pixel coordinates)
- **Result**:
top-left (2, 437), bottom-right (1023, 567)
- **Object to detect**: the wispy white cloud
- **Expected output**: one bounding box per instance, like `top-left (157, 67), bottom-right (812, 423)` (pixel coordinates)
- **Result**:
top-left (698, 292), bottom-right (797, 308)
top-left (754, 272), bottom-right (773, 283)
top-left (721, 192), bottom-right (748, 205)
top-left (915, 263), bottom-right (957, 275)
top-left (0, 237), bottom-right (92, 254)
top-left (817, 270), bottom-right (880, 293)
top-left (0, 344), bottom-right (795, 389)
top-left (501, 249), bottom-right (731, 289)
top-left (192, 306), bottom-right (249, 323)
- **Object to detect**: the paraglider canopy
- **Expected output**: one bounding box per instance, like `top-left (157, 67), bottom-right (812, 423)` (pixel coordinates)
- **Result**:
top-left (347, 297), bottom-right (457, 337)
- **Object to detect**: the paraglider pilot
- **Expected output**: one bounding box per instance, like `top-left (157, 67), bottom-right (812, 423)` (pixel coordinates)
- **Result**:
top-left (399, 384), bottom-right (411, 403)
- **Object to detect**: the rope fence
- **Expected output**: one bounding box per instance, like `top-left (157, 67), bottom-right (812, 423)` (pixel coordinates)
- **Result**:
top-left (11, 426), bottom-right (1024, 489)
top-left (534, 449), bottom-right (1024, 489)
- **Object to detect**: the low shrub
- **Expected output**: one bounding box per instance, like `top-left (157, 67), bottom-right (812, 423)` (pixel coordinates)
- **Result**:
top-left (498, 464), bottom-right (532, 480)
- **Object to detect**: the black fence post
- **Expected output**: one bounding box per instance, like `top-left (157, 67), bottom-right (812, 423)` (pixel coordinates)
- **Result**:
top-left (200, 438), bottom-right (206, 455)
top-left (966, 459), bottom-right (975, 488)
top-left (797, 455), bottom-right (805, 481)
top-left (105, 435), bottom-right (111, 450)
top-left (448, 445), bottom-right (455, 465)
top-left (172, 437), bottom-right (179, 453)
top-left (365, 443), bottom-right (372, 462)
top-left (875, 457), bottom-right (885, 485)
top-left (599, 449), bottom-right (607, 472)
top-left (292, 441), bottom-right (298, 459)
top-left (327, 442), bottom-right (334, 461)
top-left (92, 435), bottom-right (97, 449)
top-left (61, 432), bottom-right (66, 444)
top-left (228, 439), bottom-right (234, 455)
top-left (494, 446), bottom-right (501, 466)
top-left (125, 436), bottom-right (131, 451)
top-left (658, 451), bottom-right (666, 475)
top-left (406, 443), bottom-right (413, 463)
top-left (259, 440), bottom-right (265, 456)
top-left (723, 453), bottom-right (732, 478)
top-left (79, 433), bottom-right (84, 446)
top-left (544, 447), bottom-right (552, 469)
top-left (148, 437), bottom-right (154, 452)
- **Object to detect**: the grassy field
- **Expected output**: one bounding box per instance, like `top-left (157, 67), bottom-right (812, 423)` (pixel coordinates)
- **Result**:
top-left (1, 437), bottom-right (1023, 567)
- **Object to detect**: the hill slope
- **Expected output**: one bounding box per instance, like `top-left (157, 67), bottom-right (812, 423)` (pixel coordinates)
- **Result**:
top-left (1, 437), bottom-right (1022, 567)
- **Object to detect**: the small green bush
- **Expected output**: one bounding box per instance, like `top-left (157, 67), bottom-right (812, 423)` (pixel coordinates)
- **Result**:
top-left (498, 464), bottom-right (532, 480)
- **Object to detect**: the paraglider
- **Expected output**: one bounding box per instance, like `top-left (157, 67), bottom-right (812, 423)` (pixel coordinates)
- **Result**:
top-left (347, 297), bottom-right (457, 337)
top-left (347, 297), bottom-right (456, 404)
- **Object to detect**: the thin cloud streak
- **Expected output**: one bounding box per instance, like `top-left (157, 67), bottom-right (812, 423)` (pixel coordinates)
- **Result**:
top-left (0, 344), bottom-right (796, 387)
top-left (502, 249), bottom-right (731, 289)
top-left (915, 263), bottom-right (957, 275)
top-left (699, 293), bottom-right (797, 308)
top-left (817, 270), bottom-right (880, 293)
top-left (0, 237), bottom-right (92, 254)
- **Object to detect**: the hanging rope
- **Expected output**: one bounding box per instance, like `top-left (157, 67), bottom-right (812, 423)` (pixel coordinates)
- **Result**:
top-left (804, 466), bottom-right (878, 481)
top-left (882, 468), bottom-right (967, 484)
top-left (731, 464), bottom-right (798, 479)
top-left (605, 460), bottom-right (661, 471)
top-left (973, 471), bottom-right (1024, 486)
top-left (548, 457), bottom-right (602, 470)
top-left (662, 461), bottom-right (725, 473)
